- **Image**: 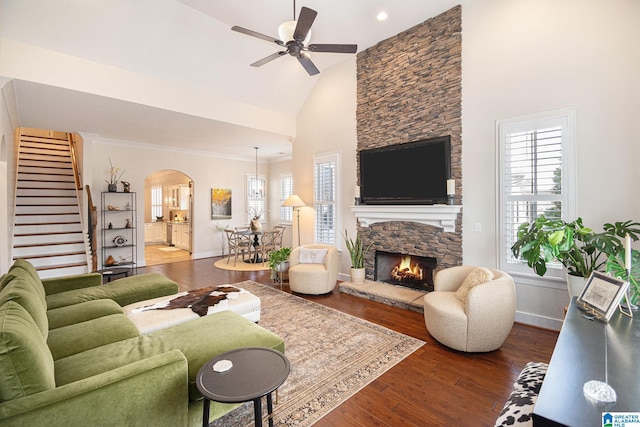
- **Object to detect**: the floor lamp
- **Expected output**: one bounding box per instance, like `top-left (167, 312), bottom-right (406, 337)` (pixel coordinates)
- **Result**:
top-left (282, 195), bottom-right (306, 247)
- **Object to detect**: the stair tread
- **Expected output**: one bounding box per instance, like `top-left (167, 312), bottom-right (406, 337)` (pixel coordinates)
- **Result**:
top-left (14, 241), bottom-right (84, 248)
top-left (14, 250), bottom-right (87, 260)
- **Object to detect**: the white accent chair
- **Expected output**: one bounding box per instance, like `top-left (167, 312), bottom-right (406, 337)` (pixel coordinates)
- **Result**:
top-left (288, 244), bottom-right (339, 295)
top-left (423, 266), bottom-right (516, 352)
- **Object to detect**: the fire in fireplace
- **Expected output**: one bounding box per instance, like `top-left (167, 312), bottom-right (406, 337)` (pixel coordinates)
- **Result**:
top-left (374, 250), bottom-right (437, 292)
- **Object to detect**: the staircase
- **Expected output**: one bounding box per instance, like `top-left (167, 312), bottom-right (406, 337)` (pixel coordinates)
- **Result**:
top-left (11, 128), bottom-right (91, 278)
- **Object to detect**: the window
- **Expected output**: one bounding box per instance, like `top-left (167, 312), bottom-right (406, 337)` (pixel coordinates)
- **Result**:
top-left (151, 185), bottom-right (163, 219)
top-left (497, 108), bottom-right (576, 280)
top-left (247, 174), bottom-right (266, 223)
top-left (280, 173), bottom-right (293, 223)
top-left (314, 152), bottom-right (340, 245)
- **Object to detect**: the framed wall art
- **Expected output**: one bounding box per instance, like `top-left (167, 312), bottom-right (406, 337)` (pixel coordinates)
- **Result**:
top-left (211, 188), bottom-right (232, 220)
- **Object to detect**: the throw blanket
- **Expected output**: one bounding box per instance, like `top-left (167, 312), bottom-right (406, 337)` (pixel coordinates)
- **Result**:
top-left (133, 285), bottom-right (244, 317)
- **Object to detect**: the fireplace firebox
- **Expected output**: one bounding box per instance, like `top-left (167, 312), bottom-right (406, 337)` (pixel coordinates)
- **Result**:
top-left (374, 250), bottom-right (437, 292)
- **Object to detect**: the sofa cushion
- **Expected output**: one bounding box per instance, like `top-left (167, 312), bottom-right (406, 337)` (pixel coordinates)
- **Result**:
top-left (0, 273), bottom-right (16, 293)
top-left (0, 301), bottom-right (55, 402)
top-left (55, 311), bottom-right (284, 400)
top-left (298, 248), bottom-right (328, 264)
top-left (8, 259), bottom-right (46, 304)
top-left (455, 267), bottom-right (493, 302)
top-left (47, 299), bottom-right (125, 330)
top-left (0, 274), bottom-right (49, 339)
top-left (45, 273), bottom-right (179, 309)
top-left (47, 314), bottom-right (140, 360)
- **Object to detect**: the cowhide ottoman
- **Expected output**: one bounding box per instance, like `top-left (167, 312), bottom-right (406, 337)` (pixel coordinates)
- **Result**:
top-left (494, 362), bottom-right (548, 427)
top-left (123, 285), bottom-right (261, 334)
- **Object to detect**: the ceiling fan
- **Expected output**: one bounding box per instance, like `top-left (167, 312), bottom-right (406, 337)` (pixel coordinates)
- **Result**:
top-left (231, 2), bottom-right (357, 76)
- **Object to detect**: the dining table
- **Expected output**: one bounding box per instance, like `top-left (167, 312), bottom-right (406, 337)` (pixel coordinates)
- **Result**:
top-left (236, 229), bottom-right (264, 263)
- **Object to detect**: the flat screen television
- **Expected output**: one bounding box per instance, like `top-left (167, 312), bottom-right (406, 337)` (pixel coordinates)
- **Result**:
top-left (359, 136), bottom-right (451, 205)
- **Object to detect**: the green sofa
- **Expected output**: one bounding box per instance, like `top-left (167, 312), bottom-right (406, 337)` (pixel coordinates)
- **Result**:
top-left (0, 260), bottom-right (285, 426)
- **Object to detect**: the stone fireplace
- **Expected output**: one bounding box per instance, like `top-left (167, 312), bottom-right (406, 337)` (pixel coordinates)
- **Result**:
top-left (354, 5), bottom-right (463, 289)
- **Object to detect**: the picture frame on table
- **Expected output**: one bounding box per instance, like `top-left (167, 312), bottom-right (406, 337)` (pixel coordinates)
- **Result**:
top-left (577, 271), bottom-right (629, 321)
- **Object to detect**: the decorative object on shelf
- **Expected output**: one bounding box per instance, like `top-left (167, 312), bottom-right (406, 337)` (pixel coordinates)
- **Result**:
top-left (211, 188), bottom-right (232, 219)
top-left (282, 195), bottom-right (306, 246)
top-left (105, 255), bottom-right (118, 266)
top-left (125, 202), bottom-right (131, 210)
top-left (577, 271), bottom-right (629, 321)
top-left (113, 235), bottom-right (127, 247)
top-left (342, 229), bottom-right (373, 284)
top-left (267, 247), bottom-right (292, 282)
top-left (106, 157), bottom-right (125, 192)
top-left (121, 181), bottom-right (131, 193)
top-left (511, 216), bottom-right (640, 297)
top-left (125, 218), bottom-right (132, 228)
top-left (354, 185), bottom-right (361, 205)
top-left (447, 179), bottom-right (455, 205)
top-left (108, 222), bottom-right (113, 229)
top-left (107, 204), bottom-right (118, 211)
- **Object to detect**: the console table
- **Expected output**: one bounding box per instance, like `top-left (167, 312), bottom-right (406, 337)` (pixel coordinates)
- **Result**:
top-left (533, 297), bottom-right (640, 426)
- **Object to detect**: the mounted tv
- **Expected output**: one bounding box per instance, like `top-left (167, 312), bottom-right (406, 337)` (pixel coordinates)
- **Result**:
top-left (359, 136), bottom-right (451, 205)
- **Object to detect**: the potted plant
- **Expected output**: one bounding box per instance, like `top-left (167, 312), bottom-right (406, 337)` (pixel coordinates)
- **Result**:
top-left (342, 229), bottom-right (373, 284)
top-left (606, 249), bottom-right (640, 306)
top-left (511, 215), bottom-right (640, 296)
top-left (266, 247), bottom-right (292, 281)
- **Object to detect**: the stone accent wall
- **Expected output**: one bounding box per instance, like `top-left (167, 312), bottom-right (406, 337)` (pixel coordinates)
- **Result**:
top-left (355, 6), bottom-right (463, 278)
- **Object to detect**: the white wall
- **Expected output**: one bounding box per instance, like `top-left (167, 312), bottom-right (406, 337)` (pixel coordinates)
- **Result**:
top-left (295, 57), bottom-right (358, 279)
top-left (462, 0), bottom-right (640, 328)
top-left (90, 139), bottom-right (266, 265)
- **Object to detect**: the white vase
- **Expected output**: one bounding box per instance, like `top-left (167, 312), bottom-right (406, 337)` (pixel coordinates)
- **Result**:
top-left (566, 274), bottom-right (587, 298)
top-left (350, 267), bottom-right (366, 285)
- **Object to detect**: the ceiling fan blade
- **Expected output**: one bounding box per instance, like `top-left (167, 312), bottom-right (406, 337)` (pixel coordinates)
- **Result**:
top-left (297, 55), bottom-right (320, 76)
top-left (293, 7), bottom-right (317, 42)
top-left (231, 26), bottom-right (284, 46)
top-left (308, 44), bottom-right (358, 54)
top-left (251, 51), bottom-right (287, 67)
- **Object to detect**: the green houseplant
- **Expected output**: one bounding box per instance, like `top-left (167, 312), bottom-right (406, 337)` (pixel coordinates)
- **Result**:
top-left (605, 249), bottom-right (640, 305)
top-left (342, 229), bottom-right (373, 284)
top-left (511, 215), bottom-right (640, 295)
top-left (266, 247), bottom-right (292, 281)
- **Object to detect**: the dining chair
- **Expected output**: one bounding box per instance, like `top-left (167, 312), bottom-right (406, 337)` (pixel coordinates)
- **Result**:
top-left (224, 229), bottom-right (251, 266)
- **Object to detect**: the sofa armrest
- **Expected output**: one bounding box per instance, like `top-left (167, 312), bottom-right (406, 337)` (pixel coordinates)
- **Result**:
top-left (42, 273), bottom-right (103, 296)
top-left (0, 350), bottom-right (188, 426)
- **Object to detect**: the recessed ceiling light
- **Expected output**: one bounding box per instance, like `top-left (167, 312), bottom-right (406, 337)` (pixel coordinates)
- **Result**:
top-left (377, 11), bottom-right (388, 21)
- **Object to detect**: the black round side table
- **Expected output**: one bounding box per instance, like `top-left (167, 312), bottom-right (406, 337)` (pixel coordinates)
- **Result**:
top-left (196, 347), bottom-right (290, 427)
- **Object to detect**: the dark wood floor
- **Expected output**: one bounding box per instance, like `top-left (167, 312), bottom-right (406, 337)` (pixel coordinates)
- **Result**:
top-left (140, 257), bottom-right (559, 427)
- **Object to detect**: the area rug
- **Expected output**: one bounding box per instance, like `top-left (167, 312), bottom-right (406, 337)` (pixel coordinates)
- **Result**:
top-left (213, 258), bottom-right (269, 272)
top-left (157, 247), bottom-right (184, 252)
top-left (214, 280), bottom-right (425, 426)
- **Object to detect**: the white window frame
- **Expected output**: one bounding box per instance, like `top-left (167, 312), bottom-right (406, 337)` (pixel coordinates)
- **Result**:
top-left (151, 185), bottom-right (163, 220)
top-left (279, 172), bottom-right (293, 224)
top-left (246, 173), bottom-right (266, 224)
top-left (496, 107), bottom-right (577, 287)
top-left (313, 152), bottom-right (341, 247)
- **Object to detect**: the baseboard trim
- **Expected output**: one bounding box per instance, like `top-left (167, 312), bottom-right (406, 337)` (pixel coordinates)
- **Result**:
top-left (515, 311), bottom-right (563, 331)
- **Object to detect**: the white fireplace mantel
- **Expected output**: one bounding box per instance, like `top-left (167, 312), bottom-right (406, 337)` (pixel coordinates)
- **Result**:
top-left (350, 204), bottom-right (462, 232)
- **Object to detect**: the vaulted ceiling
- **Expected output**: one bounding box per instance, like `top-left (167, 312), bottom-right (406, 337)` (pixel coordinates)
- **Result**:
top-left (1, 0), bottom-right (466, 161)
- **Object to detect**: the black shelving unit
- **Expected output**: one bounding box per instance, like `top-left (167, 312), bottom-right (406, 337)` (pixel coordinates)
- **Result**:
top-left (101, 191), bottom-right (137, 272)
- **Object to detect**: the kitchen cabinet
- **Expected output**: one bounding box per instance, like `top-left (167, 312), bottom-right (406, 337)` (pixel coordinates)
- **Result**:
top-left (163, 184), bottom-right (190, 211)
top-left (144, 222), bottom-right (167, 244)
top-left (171, 223), bottom-right (190, 251)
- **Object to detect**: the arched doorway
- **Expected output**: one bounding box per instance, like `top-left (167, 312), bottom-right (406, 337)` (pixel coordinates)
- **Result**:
top-left (144, 170), bottom-right (193, 266)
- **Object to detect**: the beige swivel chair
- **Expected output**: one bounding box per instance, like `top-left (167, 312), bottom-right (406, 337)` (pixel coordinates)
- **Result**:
top-left (423, 266), bottom-right (516, 352)
top-left (288, 244), bottom-right (339, 295)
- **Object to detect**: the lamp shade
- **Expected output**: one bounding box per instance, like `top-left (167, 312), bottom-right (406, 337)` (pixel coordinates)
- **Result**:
top-left (282, 194), bottom-right (306, 208)
top-left (278, 21), bottom-right (312, 45)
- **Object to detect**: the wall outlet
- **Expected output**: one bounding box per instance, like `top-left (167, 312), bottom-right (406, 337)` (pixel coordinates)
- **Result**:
top-left (474, 223), bottom-right (482, 232)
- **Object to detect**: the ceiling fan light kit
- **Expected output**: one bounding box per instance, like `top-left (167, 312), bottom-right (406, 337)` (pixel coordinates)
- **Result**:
top-left (231, 3), bottom-right (357, 76)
